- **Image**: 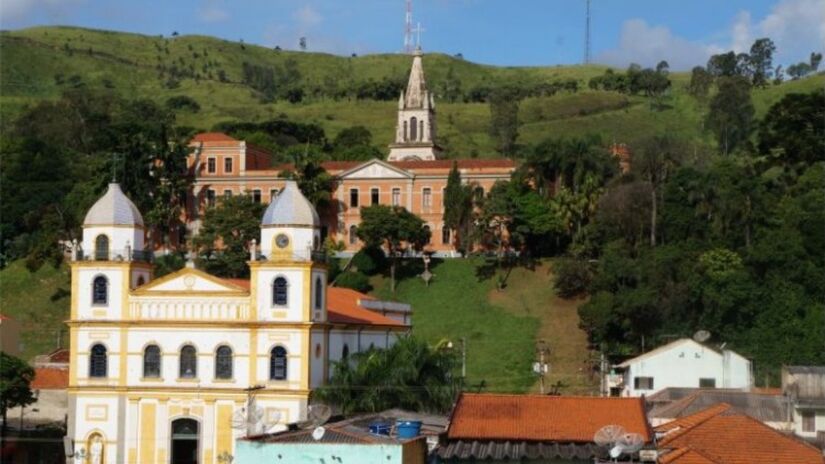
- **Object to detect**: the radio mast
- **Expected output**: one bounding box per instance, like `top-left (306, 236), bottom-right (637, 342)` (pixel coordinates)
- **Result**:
top-left (404, 0), bottom-right (414, 54)
top-left (584, 0), bottom-right (592, 64)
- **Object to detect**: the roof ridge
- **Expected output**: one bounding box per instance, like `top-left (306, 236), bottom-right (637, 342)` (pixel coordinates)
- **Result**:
top-left (658, 403), bottom-right (731, 445)
top-left (728, 407), bottom-right (825, 453)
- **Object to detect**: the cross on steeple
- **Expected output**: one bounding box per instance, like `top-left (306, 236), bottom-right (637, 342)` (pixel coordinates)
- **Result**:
top-left (111, 153), bottom-right (121, 183)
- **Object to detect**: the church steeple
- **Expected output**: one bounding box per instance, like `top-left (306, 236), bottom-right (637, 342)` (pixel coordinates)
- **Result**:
top-left (388, 47), bottom-right (441, 162)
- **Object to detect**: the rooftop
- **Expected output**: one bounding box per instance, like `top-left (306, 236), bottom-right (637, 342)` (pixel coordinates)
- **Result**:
top-left (31, 367), bottom-right (69, 390)
top-left (191, 132), bottom-right (238, 143)
top-left (261, 180), bottom-right (320, 229)
top-left (647, 388), bottom-right (790, 424)
top-left (446, 393), bottom-right (651, 443)
top-left (83, 183), bottom-right (144, 228)
top-left (656, 403), bottom-right (822, 464)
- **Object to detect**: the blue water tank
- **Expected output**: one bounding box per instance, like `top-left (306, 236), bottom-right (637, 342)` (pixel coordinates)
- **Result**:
top-left (395, 420), bottom-right (422, 439)
top-left (369, 422), bottom-right (391, 436)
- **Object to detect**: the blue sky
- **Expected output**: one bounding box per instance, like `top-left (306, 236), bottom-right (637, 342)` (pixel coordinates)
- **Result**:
top-left (2, 0), bottom-right (823, 69)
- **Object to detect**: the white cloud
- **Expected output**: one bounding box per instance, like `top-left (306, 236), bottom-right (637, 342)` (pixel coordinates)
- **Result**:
top-left (596, 19), bottom-right (719, 70)
top-left (197, 0), bottom-right (229, 23)
top-left (596, 0), bottom-right (825, 71)
top-left (0, 0), bottom-right (84, 26)
top-left (292, 5), bottom-right (322, 30)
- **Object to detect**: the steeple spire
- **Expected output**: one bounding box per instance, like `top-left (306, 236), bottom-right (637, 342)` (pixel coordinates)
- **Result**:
top-left (387, 48), bottom-right (441, 162)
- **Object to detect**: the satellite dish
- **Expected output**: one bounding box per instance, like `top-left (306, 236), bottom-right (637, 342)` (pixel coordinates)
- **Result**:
top-left (618, 432), bottom-right (644, 454)
top-left (311, 426), bottom-right (326, 441)
top-left (231, 409), bottom-right (248, 429)
top-left (308, 404), bottom-right (332, 426)
top-left (594, 424), bottom-right (626, 447)
top-left (609, 445), bottom-right (623, 458)
top-left (693, 330), bottom-right (711, 343)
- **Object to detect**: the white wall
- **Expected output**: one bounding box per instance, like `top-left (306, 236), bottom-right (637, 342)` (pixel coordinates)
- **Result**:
top-left (255, 268), bottom-right (309, 323)
top-left (76, 266), bottom-right (128, 320)
top-left (620, 340), bottom-right (752, 396)
top-left (82, 225), bottom-right (144, 255)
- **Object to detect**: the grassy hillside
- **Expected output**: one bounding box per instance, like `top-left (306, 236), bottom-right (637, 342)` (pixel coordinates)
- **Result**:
top-left (2, 26), bottom-right (822, 156)
top-left (0, 260), bottom-right (70, 360)
top-left (370, 258), bottom-right (595, 394)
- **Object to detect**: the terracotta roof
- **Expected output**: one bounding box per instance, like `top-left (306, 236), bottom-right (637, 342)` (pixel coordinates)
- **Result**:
top-left (258, 159), bottom-right (515, 174)
top-left (31, 367), bottom-right (69, 390)
top-left (656, 403), bottom-right (823, 464)
top-left (648, 389), bottom-right (788, 424)
top-left (660, 447), bottom-right (721, 464)
top-left (327, 287), bottom-right (404, 327)
top-left (446, 393), bottom-right (651, 443)
top-left (0, 314), bottom-right (12, 320)
top-left (191, 132), bottom-right (238, 143)
top-left (222, 278), bottom-right (251, 290)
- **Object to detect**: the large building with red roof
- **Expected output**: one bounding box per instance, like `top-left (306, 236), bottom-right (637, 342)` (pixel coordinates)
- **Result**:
top-left (184, 51), bottom-right (516, 256)
top-left (66, 178), bottom-right (410, 463)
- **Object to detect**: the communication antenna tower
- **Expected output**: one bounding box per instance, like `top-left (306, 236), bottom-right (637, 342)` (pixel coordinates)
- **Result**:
top-left (404, 0), bottom-right (414, 54)
top-left (584, 0), bottom-right (592, 64)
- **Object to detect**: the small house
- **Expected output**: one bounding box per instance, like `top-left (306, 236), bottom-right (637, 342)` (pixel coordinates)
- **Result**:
top-left (782, 365), bottom-right (825, 445)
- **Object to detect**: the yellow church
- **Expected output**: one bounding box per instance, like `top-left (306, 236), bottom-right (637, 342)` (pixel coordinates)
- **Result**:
top-left (66, 180), bottom-right (409, 463)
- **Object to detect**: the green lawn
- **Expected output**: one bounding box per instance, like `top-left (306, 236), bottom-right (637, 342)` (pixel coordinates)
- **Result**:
top-left (0, 260), bottom-right (71, 360)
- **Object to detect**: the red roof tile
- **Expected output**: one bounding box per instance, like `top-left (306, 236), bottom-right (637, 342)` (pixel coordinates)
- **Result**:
top-left (660, 447), bottom-right (722, 464)
top-left (261, 159), bottom-right (515, 175)
top-left (446, 393), bottom-right (651, 443)
top-left (191, 132), bottom-right (238, 143)
top-left (31, 367), bottom-right (69, 390)
top-left (222, 278), bottom-right (251, 291)
top-left (656, 403), bottom-right (823, 464)
top-left (327, 287), bottom-right (404, 327)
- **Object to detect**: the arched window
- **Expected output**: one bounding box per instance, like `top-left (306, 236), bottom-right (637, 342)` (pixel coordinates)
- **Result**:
top-left (95, 234), bottom-right (109, 261)
top-left (272, 277), bottom-right (288, 306)
top-left (215, 346), bottom-right (233, 380)
top-left (349, 225), bottom-right (358, 245)
top-left (442, 226), bottom-right (451, 245)
top-left (86, 433), bottom-right (105, 463)
top-left (143, 345), bottom-right (161, 378)
top-left (423, 225), bottom-right (431, 244)
top-left (179, 345), bottom-right (197, 378)
top-left (410, 117), bottom-right (418, 141)
top-left (419, 119), bottom-right (425, 141)
top-left (92, 276), bottom-right (108, 305)
top-left (89, 344), bottom-right (107, 378)
top-left (342, 344), bottom-right (349, 360)
top-left (314, 277), bottom-right (323, 310)
top-left (136, 276), bottom-right (146, 287)
top-left (403, 120), bottom-right (408, 141)
top-left (270, 346), bottom-right (287, 380)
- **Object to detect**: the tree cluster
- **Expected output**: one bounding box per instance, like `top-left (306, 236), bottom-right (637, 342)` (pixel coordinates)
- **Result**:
top-left (588, 62), bottom-right (671, 97)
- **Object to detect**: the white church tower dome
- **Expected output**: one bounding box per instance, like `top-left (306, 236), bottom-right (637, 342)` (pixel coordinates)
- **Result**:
top-left (260, 180), bottom-right (321, 261)
top-left (83, 183), bottom-right (144, 227)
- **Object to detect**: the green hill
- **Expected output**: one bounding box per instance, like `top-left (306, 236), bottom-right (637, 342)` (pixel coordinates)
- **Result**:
top-left (2, 26), bottom-right (822, 156)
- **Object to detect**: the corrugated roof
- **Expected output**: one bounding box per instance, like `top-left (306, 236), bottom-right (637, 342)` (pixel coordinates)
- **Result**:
top-left (656, 403), bottom-right (822, 464)
top-left (446, 393), bottom-right (651, 443)
top-left (31, 367), bottom-right (69, 390)
top-left (648, 388), bottom-right (789, 423)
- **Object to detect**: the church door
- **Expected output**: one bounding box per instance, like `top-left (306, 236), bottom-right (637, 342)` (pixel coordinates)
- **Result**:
top-left (170, 418), bottom-right (199, 464)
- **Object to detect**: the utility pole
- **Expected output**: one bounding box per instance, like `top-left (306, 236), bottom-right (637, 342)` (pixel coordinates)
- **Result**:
top-left (404, 0), bottom-right (414, 54)
top-left (534, 340), bottom-right (550, 394)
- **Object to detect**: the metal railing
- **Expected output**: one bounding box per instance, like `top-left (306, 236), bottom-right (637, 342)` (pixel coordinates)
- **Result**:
top-left (255, 249), bottom-right (327, 264)
top-left (75, 249), bottom-right (154, 263)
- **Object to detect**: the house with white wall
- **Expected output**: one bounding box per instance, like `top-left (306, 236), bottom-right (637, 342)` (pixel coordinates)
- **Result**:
top-left (782, 366), bottom-right (825, 445)
top-left (606, 338), bottom-right (753, 397)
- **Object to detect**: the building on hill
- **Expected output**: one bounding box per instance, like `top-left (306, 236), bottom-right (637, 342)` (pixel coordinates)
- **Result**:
top-left (605, 338), bottom-right (753, 397)
top-left (66, 181), bottom-right (410, 463)
top-left (655, 403), bottom-right (823, 464)
top-left (436, 393), bottom-right (653, 462)
top-left (184, 50), bottom-right (515, 256)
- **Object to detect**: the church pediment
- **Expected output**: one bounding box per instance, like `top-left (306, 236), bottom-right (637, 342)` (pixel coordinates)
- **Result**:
top-left (133, 268), bottom-right (248, 295)
top-left (338, 159), bottom-right (413, 180)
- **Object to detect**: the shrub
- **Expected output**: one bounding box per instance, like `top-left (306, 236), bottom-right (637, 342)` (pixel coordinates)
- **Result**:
top-left (166, 95), bottom-right (201, 112)
top-left (553, 258), bottom-right (592, 298)
top-left (335, 271), bottom-right (371, 293)
top-left (350, 245), bottom-right (387, 276)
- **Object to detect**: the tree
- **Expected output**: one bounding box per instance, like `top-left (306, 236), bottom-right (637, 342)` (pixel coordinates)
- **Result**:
top-left (810, 52), bottom-right (822, 71)
top-left (1, 352), bottom-right (35, 447)
top-left (442, 162), bottom-right (473, 252)
top-left (440, 65), bottom-right (463, 103)
top-left (758, 89), bottom-right (825, 169)
top-left (633, 135), bottom-right (685, 246)
top-left (280, 148), bottom-right (334, 210)
top-left (193, 194), bottom-right (264, 278)
top-left (656, 60), bottom-right (670, 75)
top-left (748, 38), bottom-right (776, 87)
top-left (356, 205), bottom-right (429, 293)
top-left (315, 336), bottom-right (460, 414)
top-left (688, 66), bottom-right (713, 102)
top-left (488, 88), bottom-right (520, 157)
top-left (705, 76), bottom-right (754, 156)
top-left (332, 126), bottom-right (382, 161)
top-left (707, 51), bottom-right (739, 77)
top-left (144, 128), bottom-right (193, 251)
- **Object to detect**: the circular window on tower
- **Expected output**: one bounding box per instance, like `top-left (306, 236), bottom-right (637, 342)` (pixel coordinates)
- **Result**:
top-left (275, 234), bottom-right (290, 249)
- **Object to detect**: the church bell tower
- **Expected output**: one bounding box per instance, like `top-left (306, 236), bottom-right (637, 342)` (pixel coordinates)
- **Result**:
top-left (388, 47), bottom-right (441, 161)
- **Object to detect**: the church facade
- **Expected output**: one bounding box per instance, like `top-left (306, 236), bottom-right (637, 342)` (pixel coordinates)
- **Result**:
top-left (67, 182), bottom-right (408, 463)
top-left (184, 50), bottom-right (516, 255)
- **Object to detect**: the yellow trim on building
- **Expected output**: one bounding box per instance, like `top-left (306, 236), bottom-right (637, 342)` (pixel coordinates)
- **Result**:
top-left (139, 402), bottom-right (156, 464)
top-left (216, 404), bottom-right (233, 459)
